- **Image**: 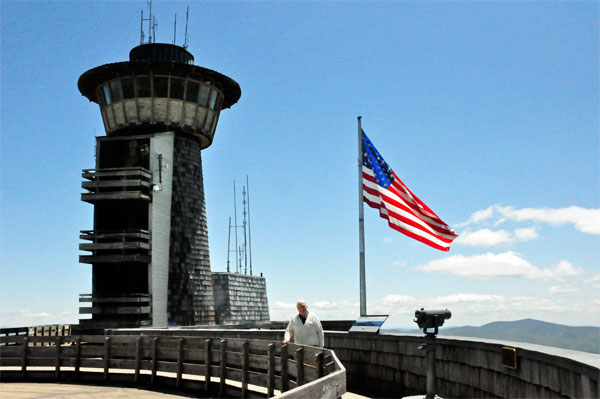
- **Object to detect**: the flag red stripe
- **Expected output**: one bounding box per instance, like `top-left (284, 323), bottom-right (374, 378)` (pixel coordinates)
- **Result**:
top-left (362, 173), bottom-right (456, 239)
top-left (362, 170), bottom-right (457, 250)
top-left (363, 196), bottom-right (451, 251)
top-left (363, 189), bottom-right (455, 244)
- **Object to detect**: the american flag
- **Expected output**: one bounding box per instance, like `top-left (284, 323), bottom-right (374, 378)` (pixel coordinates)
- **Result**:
top-left (361, 130), bottom-right (458, 251)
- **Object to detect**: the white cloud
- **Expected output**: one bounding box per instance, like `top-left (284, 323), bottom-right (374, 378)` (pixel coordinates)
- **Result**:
top-left (392, 260), bottom-right (406, 267)
top-left (586, 273), bottom-right (600, 289)
top-left (513, 227), bottom-right (539, 241)
top-left (550, 260), bottom-right (584, 277)
top-left (383, 237), bottom-right (394, 244)
top-left (0, 308), bottom-right (78, 328)
top-left (548, 285), bottom-right (578, 294)
top-left (455, 229), bottom-right (513, 247)
top-left (454, 229), bottom-right (513, 247)
top-left (270, 300), bottom-right (359, 321)
top-left (459, 205), bottom-right (600, 235)
top-left (455, 227), bottom-right (539, 247)
top-left (416, 251), bottom-right (583, 280)
top-left (457, 206), bottom-right (495, 227)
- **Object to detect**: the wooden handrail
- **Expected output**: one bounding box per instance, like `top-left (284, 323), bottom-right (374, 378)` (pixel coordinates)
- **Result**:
top-left (0, 334), bottom-right (346, 398)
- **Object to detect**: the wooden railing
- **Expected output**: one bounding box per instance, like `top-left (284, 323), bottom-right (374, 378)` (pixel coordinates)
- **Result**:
top-left (0, 334), bottom-right (346, 398)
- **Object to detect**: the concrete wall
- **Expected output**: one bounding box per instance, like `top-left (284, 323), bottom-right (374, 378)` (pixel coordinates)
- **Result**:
top-left (211, 273), bottom-right (270, 325)
top-left (110, 328), bottom-right (599, 399)
top-left (149, 131), bottom-right (174, 327)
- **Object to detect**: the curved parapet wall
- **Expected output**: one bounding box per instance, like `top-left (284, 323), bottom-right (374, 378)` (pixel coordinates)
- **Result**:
top-left (110, 328), bottom-right (599, 398)
top-left (328, 332), bottom-right (599, 398)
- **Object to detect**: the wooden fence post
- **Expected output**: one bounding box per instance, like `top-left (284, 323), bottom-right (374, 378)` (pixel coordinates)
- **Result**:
top-left (316, 351), bottom-right (325, 378)
top-left (55, 336), bottom-right (62, 378)
top-left (151, 337), bottom-right (158, 385)
top-left (204, 339), bottom-right (211, 392)
top-left (219, 339), bottom-right (227, 397)
top-left (134, 336), bottom-right (142, 383)
top-left (75, 337), bottom-right (81, 378)
top-left (242, 340), bottom-right (249, 398)
top-left (281, 344), bottom-right (288, 392)
top-left (104, 336), bottom-right (111, 381)
top-left (295, 347), bottom-right (304, 386)
top-left (21, 336), bottom-right (28, 378)
top-left (176, 338), bottom-right (184, 389)
top-left (267, 343), bottom-right (275, 397)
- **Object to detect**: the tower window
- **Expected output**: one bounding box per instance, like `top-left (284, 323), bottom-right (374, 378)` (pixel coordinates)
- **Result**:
top-left (102, 84), bottom-right (111, 105)
top-left (136, 76), bottom-right (151, 97)
top-left (198, 85), bottom-right (210, 107)
top-left (110, 80), bottom-right (122, 102)
top-left (121, 77), bottom-right (134, 99)
top-left (186, 81), bottom-right (199, 102)
top-left (209, 90), bottom-right (218, 110)
top-left (170, 78), bottom-right (185, 100)
top-left (153, 76), bottom-right (168, 97)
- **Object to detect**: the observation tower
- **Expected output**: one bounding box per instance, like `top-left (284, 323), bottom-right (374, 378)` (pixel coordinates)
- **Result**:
top-left (77, 41), bottom-right (241, 328)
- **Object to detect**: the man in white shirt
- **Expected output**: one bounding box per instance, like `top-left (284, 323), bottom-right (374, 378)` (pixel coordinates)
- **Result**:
top-left (282, 300), bottom-right (324, 347)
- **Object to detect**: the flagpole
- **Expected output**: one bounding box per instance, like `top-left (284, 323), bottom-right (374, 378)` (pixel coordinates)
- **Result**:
top-left (358, 116), bottom-right (367, 316)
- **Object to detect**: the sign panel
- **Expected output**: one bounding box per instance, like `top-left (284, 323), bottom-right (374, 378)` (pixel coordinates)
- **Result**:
top-left (349, 315), bottom-right (389, 333)
top-left (502, 346), bottom-right (518, 369)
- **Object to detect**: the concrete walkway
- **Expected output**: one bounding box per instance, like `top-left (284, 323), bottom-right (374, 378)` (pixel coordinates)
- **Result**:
top-left (0, 383), bottom-right (196, 399)
top-left (0, 383), bottom-right (370, 399)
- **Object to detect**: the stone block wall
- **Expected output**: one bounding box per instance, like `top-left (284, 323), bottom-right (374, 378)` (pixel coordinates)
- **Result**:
top-left (167, 134), bottom-right (215, 325)
top-left (212, 272), bottom-right (270, 325)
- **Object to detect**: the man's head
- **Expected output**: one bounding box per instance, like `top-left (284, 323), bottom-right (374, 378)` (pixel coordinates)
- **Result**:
top-left (296, 300), bottom-right (308, 317)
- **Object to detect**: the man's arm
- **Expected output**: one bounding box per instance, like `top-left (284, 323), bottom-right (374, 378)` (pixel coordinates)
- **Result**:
top-left (283, 318), bottom-right (294, 344)
top-left (315, 316), bottom-right (324, 348)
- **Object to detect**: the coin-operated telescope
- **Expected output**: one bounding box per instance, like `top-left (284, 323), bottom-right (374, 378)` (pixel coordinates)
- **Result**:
top-left (414, 308), bottom-right (451, 336)
top-left (414, 308), bottom-right (451, 399)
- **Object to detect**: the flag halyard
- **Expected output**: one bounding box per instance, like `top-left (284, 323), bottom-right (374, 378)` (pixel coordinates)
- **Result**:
top-left (361, 130), bottom-right (458, 251)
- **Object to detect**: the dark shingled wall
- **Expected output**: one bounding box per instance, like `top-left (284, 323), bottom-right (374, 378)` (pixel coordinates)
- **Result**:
top-left (212, 273), bottom-right (270, 325)
top-left (168, 134), bottom-right (216, 325)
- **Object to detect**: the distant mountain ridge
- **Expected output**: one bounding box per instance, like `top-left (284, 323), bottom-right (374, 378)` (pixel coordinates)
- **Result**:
top-left (386, 319), bottom-right (599, 354)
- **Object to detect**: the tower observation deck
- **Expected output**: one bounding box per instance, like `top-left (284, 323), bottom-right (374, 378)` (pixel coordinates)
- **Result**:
top-left (77, 43), bottom-right (242, 328)
top-left (78, 43), bottom-right (241, 149)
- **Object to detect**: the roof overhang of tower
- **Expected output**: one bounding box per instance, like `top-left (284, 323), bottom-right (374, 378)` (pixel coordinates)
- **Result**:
top-left (78, 61), bottom-right (241, 109)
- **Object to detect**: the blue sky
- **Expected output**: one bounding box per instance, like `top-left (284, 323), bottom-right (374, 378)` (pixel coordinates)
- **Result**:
top-left (1, 1), bottom-right (598, 329)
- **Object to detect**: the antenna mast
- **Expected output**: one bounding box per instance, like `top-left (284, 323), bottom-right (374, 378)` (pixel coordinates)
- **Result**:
top-left (140, 10), bottom-right (145, 44)
top-left (233, 180), bottom-right (239, 273)
top-left (226, 217), bottom-right (232, 273)
top-left (140, 0), bottom-right (157, 44)
top-left (183, 5), bottom-right (190, 49)
top-left (173, 14), bottom-right (177, 45)
top-left (247, 176), bottom-right (253, 275)
top-left (242, 186), bottom-right (248, 274)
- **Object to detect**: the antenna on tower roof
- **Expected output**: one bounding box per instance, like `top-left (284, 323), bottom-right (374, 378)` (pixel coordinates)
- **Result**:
top-left (173, 13), bottom-right (177, 45)
top-left (183, 5), bottom-right (190, 49)
top-left (140, 0), bottom-right (157, 44)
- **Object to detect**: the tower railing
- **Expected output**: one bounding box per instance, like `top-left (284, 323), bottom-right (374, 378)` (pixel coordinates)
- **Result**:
top-left (81, 167), bottom-right (153, 202)
top-left (79, 229), bottom-right (151, 264)
top-left (79, 294), bottom-right (152, 328)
